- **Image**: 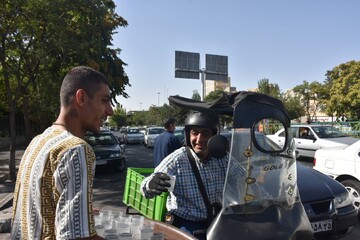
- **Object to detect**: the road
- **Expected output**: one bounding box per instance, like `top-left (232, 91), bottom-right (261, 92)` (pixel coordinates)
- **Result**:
top-left (92, 143), bottom-right (360, 240)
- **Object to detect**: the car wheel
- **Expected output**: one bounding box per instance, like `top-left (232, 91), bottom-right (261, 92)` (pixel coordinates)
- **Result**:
top-left (341, 179), bottom-right (360, 213)
top-left (115, 158), bottom-right (126, 172)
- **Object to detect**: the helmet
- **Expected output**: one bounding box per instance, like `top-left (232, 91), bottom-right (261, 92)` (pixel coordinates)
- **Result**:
top-left (184, 111), bottom-right (220, 146)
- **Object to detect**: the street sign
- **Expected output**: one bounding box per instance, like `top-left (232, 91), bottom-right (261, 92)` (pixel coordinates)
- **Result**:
top-left (205, 54), bottom-right (228, 82)
top-left (175, 51), bottom-right (200, 79)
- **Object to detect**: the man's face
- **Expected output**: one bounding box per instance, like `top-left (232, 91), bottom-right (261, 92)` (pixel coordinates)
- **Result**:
top-left (189, 127), bottom-right (214, 158)
top-left (82, 83), bottom-right (114, 134)
top-left (169, 122), bottom-right (176, 132)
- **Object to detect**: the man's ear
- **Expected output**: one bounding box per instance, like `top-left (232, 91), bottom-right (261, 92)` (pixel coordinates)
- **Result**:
top-left (75, 89), bottom-right (86, 106)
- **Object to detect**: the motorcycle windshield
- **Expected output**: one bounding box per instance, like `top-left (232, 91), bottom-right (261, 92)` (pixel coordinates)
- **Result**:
top-left (222, 127), bottom-right (299, 214)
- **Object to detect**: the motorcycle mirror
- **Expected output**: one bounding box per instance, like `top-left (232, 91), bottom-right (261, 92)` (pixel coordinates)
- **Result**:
top-left (207, 135), bottom-right (229, 159)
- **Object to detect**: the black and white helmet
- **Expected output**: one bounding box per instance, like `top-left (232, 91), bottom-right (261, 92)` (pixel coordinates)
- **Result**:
top-left (184, 111), bottom-right (220, 146)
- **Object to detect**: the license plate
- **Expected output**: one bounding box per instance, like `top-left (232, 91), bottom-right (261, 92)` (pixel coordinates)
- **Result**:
top-left (96, 160), bottom-right (107, 165)
top-left (311, 219), bottom-right (332, 233)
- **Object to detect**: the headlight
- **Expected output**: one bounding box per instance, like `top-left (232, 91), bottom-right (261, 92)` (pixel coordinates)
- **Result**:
top-left (110, 153), bottom-right (121, 158)
top-left (334, 192), bottom-right (354, 209)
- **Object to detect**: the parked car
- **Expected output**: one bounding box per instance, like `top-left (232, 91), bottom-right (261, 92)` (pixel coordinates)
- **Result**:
top-left (144, 127), bottom-right (164, 148)
top-left (219, 130), bottom-right (358, 239)
top-left (117, 127), bottom-right (127, 143)
top-left (267, 124), bottom-right (358, 158)
top-left (124, 127), bottom-right (144, 144)
top-left (313, 140), bottom-right (360, 214)
top-left (84, 130), bottom-right (126, 172)
top-left (173, 126), bottom-right (185, 145)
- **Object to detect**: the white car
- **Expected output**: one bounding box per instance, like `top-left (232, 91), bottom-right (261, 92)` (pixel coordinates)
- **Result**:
top-left (124, 127), bottom-right (144, 144)
top-left (144, 127), bottom-right (164, 148)
top-left (313, 140), bottom-right (360, 212)
top-left (267, 124), bottom-right (358, 158)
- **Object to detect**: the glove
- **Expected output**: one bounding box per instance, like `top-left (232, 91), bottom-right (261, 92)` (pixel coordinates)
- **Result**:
top-left (148, 172), bottom-right (171, 195)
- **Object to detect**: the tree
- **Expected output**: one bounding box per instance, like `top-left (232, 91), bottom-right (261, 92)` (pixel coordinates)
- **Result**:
top-left (257, 78), bottom-right (281, 99)
top-left (109, 104), bottom-right (127, 127)
top-left (282, 91), bottom-right (305, 121)
top-left (204, 90), bottom-right (232, 129)
top-left (204, 89), bottom-right (224, 102)
top-left (325, 60), bottom-right (360, 120)
top-left (293, 80), bottom-right (328, 122)
top-left (0, 0), bottom-right (129, 181)
top-left (192, 90), bottom-right (201, 100)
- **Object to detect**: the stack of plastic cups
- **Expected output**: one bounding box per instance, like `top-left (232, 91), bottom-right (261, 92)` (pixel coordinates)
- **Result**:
top-left (131, 215), bottom-right (145, 236)
top-left (94, 211), bottom-right (104, 237)
top-left (118, 232), bottom-right (132, 240)
top-left (116, 214), bottom-right (132, 236)
top-left (139, 223), bottom-right (154, 240)
top-left (109, 211), bottom-right (123, 229)
top-left (100, 210), bottom-right (112, 227)
top-left (150, 232), bottom-right (165, 240)
top-left (104, 229), bottom-right (118, 239)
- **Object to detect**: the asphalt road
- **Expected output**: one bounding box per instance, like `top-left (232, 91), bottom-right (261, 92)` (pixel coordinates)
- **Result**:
top-left (92, 143), bottom-right (360, 239)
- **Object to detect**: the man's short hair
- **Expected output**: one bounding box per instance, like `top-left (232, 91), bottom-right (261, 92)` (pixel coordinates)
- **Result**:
top-left (164, 118), bottom-right (176, 129)
top-left (60, 66), bottom-right (109, 106)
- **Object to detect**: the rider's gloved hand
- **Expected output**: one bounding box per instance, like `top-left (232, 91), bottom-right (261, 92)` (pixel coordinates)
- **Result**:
top-left (148, 172), bottom-right (171, 195)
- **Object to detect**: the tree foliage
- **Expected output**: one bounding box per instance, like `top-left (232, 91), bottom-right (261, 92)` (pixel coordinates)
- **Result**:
top-left (257, 78), bottom-right (281, 98)
top-left (325, 60), bottom-right (360, 120)
top-left (192, 90), bottom-right (201, 100)
top-left (282, 91), bottom-right (305, 121)
top-left (0, 0), bottom-right (130, 181)
top-left (109, 104), bottom-right (127, 127)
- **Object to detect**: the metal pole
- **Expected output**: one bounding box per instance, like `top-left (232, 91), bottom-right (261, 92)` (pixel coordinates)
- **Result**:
top-left (201, 68), bottom-right (205, 101)
top-left (157, 92), bottom-right (160, 106)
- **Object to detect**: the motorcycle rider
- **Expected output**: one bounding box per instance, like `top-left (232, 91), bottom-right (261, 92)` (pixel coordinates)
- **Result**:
top-left (141, 110), bottom-right (228, 239)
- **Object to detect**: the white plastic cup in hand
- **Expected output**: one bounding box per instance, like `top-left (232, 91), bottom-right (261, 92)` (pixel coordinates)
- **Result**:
top-left (167, 175), bottom-right (176, 192)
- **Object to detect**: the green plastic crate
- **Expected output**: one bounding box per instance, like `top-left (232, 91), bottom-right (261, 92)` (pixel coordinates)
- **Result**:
top-left (123, 167), bottom-right (168, 221)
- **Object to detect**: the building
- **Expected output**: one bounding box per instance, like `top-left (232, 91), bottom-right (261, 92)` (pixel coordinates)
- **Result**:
top-left (204, 76), bottom-right (237, 97)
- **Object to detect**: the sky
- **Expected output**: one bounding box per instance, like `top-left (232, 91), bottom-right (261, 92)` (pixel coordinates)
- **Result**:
top-left (113, 0), bottom-right (360, 111)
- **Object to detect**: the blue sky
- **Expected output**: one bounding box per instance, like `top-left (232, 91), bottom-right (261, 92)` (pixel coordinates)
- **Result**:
top-left (113, 0), bottom-right (360, 111)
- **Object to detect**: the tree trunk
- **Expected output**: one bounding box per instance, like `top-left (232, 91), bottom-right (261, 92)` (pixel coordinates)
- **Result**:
top-left (22, 104), bottom-right (33, 144)
top-left (1, 39), bottom-right (18, 182)
top-left (8, 106), bottom-right (17, 181)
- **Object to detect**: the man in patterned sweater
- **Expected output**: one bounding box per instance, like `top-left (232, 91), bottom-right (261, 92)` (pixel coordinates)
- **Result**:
top-left (11, 66), bottom-right (113, 239)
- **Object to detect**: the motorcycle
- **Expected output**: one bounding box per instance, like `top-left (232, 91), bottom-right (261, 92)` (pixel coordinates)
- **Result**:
top-left (169, 91), bottom-right (314, 240)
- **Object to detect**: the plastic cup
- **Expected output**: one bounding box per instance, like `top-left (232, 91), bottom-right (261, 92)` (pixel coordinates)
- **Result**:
top-left (95, 224), bottom-right (105, 237)
top-left (132, 233), bottom-right (148, 240)
top-left (117, 221), bottom-right (131, 234)
top-left (140, 226), bottom-right (153, 239)
top-left (167, 175), bottom-right (176, 192)
top-left (118, 232), bottom-right (133, 240)
top-left (150, 232), bottom-right (164, 240)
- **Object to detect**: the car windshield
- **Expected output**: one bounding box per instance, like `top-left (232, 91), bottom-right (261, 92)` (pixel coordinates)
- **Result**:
top-left (312, 126), bottom-right (347, 138)
top-left (149, 128), bottom-right (164, 134)
top-left (128, 129), bottom-right (140, 134)
top-left (84, 133), bottom-right (118, 146)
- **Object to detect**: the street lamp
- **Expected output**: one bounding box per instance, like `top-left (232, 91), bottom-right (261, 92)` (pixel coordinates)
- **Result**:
top-left (157, 92), bottom-right (160, 106)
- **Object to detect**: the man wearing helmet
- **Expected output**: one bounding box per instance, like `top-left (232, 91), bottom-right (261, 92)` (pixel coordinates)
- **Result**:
top-left (141, 111), bottom-right (228, 239)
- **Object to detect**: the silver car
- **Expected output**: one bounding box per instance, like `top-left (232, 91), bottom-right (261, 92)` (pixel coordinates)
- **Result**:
top-left (144, 127), bottom-right (164, 148)
top-left (267, 125), bottom-right (358, 158)
top-left (125, 127), bottom-right (144, 144)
